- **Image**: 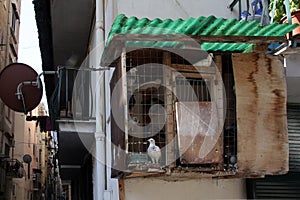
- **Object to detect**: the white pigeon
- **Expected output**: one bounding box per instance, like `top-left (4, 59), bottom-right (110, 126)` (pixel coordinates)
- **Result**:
top-left (147, 138), bottom-right (161, 164)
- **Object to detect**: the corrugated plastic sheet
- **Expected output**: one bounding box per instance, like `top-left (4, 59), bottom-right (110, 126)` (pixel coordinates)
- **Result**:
top-left (106, 14), bottom-right (299, 52)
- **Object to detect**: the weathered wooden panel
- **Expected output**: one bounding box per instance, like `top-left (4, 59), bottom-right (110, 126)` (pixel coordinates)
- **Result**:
top-left (175, 102), bottom-right (223, 164)
top-left (232, 53), bottom-right (289, 176)
top-left (164, 52), bottom-right (176, 167)
top-left (110, 60), bottom-right (126, 177)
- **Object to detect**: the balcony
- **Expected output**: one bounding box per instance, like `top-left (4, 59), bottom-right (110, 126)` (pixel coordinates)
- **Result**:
top-left (49, 67), bottom-right (96, 180)
top-left (50, 67), bottom-right (96, 130)
top-left (5, 158), bottom-right (25, 178)
top-left (32, 169), bottom-right (42, 190)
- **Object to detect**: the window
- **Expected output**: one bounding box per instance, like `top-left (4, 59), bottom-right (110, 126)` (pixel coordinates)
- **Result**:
top-left (4, 144), bottom-right (10, 157)
top-left (39, 149), bottom-right (42, 168)
top-left (28, 128), bottom-right (31, 148)
top-left (33, 144), bottom-right (36, 157)
top-left (5, 106), bottom-right (12, 123)
top-left (12, 184), bottom-right (16, 196)
top-left (11, 3), bottom-right (19, 33)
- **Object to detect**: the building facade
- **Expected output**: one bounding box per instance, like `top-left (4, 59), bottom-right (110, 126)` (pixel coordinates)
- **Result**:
top-left (0, 0), bottom-right (21, 199)
top-left (33, 0), bottom-right (300, 199)
top-left (12, 104), bottom-right (60, 200)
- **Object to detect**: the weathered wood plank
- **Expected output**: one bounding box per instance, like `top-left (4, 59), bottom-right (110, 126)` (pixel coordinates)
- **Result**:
top-left (232, 53), bottom-right (289, 176)
top-left (213, 55), bottom-right (224, 161)
top-left (171, 64), bottom-right (216, 74)
top-left (175, 102), bottom-right (223, 164)
top-left (119, 178), bottom-right (125, 200)
top-left (101, 35), bottom-right (286, 67)
top-left (163, 52), bottom-right (176, 168)
top-left (112, 34), bottom-right (286, 44)
top-left (110, 60), bottom-right (127, 177)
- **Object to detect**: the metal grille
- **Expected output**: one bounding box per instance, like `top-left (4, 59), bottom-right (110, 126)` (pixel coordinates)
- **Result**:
top-left (247, 173), bottom-right (300, 199)
top-left (126, 50), bottom-right (166, 166)
top-left (50, 67), bottom-right (95, 122)
top-left (175, 77), bottom-right (211, 102)
top-left (223, 55), bottom-right (237, 171)
top-left (288, 104), bottom-right (300, 172)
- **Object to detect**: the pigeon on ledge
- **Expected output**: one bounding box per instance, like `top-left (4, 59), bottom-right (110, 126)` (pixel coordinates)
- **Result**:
top-left (147, 138), bottom-right (161, 164)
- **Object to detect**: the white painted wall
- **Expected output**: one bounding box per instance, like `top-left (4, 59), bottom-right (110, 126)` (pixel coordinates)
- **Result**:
top-left (124, 178), bottom-right (247, 200)
top-left (286, 54), bottom-right (300, 103)
top-left (104, 0), bottom-right (250, 39)
top-left (286, 54), bottom-right (300, 77)
top-left (117, 0), bottom-right (239, 19)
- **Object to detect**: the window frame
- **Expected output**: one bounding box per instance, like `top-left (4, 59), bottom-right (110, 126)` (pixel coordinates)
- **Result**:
top-left (10, 3), bottom-right (19, 33)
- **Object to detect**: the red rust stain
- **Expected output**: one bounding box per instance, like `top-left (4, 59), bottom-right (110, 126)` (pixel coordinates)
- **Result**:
top-left (247, 55), bottom-right (259, 100)
top-left (266, 56), bottom-right (272, 76)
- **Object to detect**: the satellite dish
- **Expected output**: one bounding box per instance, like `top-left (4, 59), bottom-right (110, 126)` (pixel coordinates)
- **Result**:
top-left (23, 154), bottom-right (32, 179)
top-left (0, 63), bottom-right (42, 113)
top-left (23, 154), bottom-right (32, 163)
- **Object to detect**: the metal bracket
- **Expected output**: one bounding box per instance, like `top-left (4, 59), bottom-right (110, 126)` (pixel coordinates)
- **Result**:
top-left (15, 71), bottom-right (58, 114)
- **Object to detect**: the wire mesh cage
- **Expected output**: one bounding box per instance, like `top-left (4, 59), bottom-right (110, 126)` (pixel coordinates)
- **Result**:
top-left (116, 49), bottom-right (237, 173)
top-left (126, 50), bottom-right (166, 168)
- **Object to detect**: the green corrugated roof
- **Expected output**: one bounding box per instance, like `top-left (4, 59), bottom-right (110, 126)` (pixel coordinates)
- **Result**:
top-left (105, 14), bottom-right (298, 52)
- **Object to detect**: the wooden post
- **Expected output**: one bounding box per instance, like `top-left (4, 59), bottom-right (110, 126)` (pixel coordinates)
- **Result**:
top-left (213, 54), bottom-right (224, 166)
top-left (214, 55), bottom-right (224, 131)
top-left (119, 178), bottom-right (125, 200)
top-left (163, 52), bottom-right (176, 168)
top-left (121, 48), bottom-right (129, 154)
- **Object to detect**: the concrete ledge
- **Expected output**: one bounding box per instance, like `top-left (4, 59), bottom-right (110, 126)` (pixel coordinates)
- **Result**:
top-left (57, 119), bottom-right (96, 133)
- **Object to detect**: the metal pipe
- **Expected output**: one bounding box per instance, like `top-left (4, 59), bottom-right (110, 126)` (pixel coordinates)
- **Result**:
top-left (93, 0), bottom-right (106, 199)
top-left (272, 40), bottom-right (293, 55)
top-left (16, 81), bottom-right (39, 114)
top-left (65, 70), bottom-right (69, 117)
top-left (16, 81), bottom-right (38, 100)
top-left (57, 69), bottom-right (63, 119)
top-left (270, 0), bottom-right (277, 23)
top-left (246, 0), bottom-right (250, 21)
top-left (238, 0), bottom-right (241, 20)
top-left (37, 71), bottom-right (57, 89)
top-left (284, 0), bottom-right (292, 24)
top-left (228, 0), bottom-right (240, 11)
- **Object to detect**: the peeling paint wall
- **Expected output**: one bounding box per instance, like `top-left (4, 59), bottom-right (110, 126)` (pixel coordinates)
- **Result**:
top-left (124, 178), bottom-right (246, 200)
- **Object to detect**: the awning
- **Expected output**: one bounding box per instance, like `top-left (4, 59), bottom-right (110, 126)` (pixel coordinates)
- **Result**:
top-left (101, 14), bottom-right (298, 66)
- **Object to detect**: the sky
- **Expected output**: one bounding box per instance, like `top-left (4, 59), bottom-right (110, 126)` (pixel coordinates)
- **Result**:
top-left (18, 0), bottom-right (48, 110)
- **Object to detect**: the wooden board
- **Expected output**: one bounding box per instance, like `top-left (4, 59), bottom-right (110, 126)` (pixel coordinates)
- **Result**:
top-left (110, 60), bottom-right (126, 177)
top-left (232, 53), bottom-right (289, 176)
top-left (175, 102), bottom-right (223, 164)
top-left (163, 52), bottom-right (176, 167)
top-left (119, 178), bottom-right (125, 200)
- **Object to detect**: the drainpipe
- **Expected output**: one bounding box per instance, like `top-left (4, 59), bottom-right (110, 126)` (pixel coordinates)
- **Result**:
top-left (93, 0), bottom-right (106, 199)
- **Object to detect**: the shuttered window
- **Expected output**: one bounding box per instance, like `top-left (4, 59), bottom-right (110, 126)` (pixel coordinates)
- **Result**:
top-left (288, 104), bottom-right (300, 172)
top-left (247, 173), bottom-right (300, 199)
top-left (247, 104), bottom-right (300, 198)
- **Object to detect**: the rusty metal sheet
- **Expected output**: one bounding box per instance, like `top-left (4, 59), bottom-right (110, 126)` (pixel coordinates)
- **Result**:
top-left (175, 102), bottom-right (223, 164)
